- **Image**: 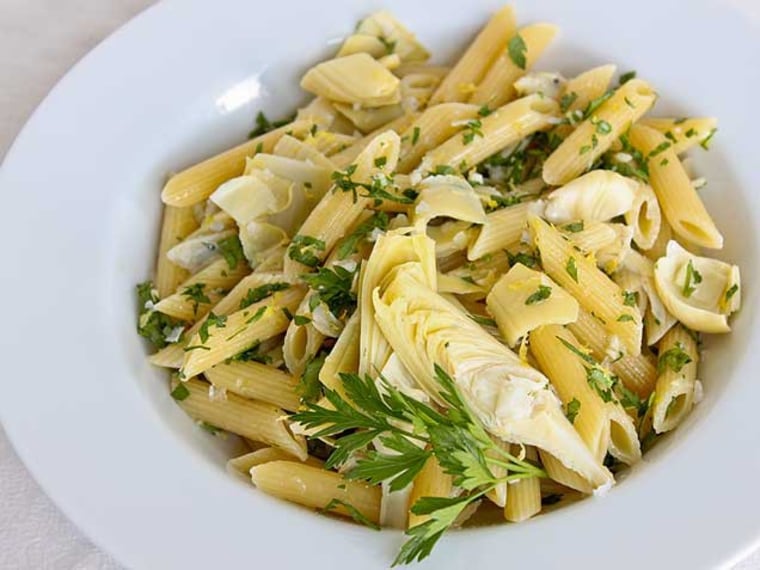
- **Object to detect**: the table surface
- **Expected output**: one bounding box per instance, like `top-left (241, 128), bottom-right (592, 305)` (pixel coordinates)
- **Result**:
top-left (0, 1), bottom-right (758, 568)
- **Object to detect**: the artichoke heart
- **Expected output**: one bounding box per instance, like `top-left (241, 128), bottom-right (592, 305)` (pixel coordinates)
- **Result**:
top-left (373, 262), bottom-right (613, 491)
top-left (544, 170), bottom-right (637, 224)
top-left (654, 241), bottom-right (741, 333)
top-left (300, 53), bottom-right (401, 107)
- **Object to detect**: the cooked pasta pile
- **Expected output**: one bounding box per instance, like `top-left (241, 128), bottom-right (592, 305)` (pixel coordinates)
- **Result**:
top-left (136, 5), bottom-right (741, 564)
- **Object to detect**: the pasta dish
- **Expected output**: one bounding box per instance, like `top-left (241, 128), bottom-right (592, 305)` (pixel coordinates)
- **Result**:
top-left (135, 5), bottom-right (741, 564)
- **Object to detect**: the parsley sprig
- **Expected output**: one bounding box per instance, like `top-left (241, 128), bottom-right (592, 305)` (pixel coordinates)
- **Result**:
top-left (301, 265), bottom-right (357, 319)
top-left (291, 366), bottom-right (545, 565)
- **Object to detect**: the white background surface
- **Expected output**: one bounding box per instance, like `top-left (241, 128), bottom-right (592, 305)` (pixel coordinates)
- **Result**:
top-left (0, 1), bottom-right (757, 568)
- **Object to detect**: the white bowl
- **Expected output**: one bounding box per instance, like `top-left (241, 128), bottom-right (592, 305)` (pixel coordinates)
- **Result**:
top-left (1, 0), bottom-right (759, 568)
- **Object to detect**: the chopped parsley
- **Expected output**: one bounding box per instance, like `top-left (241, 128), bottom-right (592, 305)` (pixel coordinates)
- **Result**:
top-left (477, 105), bottom-right (492, 117)
top-left (560, 91), bottom-right (578, 113)
top-left (619, 70), bottom-right (637, 85)
top-left (563, 221), bottom-right (584, 233)
top-left (525, 284), bottom-right (552, 305)
top-left (374, 156), bottom-right (387, 168)
top-left (507, 34), bottom-right (527, 69)
top-left (565, 257), bottom-right (579, 282)
top-left (239, 282), bottom-right (290, 309)
top-left (217, 235), bottom-right (245, 269)
top-left (248, 110), bottom-right (293, 139)
top-left (170, 383), bottom-right (191, 401)
top-left (432, 164), bottom-right (457, 175)
top-left (591, 116), bottom-right (613, 135)
top-left (322, 498), bottom-right (380, 530)
top-left (724, 283), bottom-right (739, 302)
top-left (233, 341), bottom-right (272, 364)
top-left (288, 234), bottom-right (326, 268)
top-left (700, 127), bottom-right (717, 150)
top-left (336, 211), bottom-right (389, 259)
top-left (508, 251), bottom-right (539, 269)
top-left (198, 312), bottom-right (227, 343)
top-left (301, 265), bottom-right (357, 319)
top-left (470, 314), bottom-right (497, 327)
top-left (378, 36), bottom-right (396, 55)
top-left (299, 352), bottom-right (327, 403)
top-left (136, 281), bottom-right (185, 349)
top-left (622, 290), bottom-right (639, 307)
top-left (565, 398), bottom-right (581, 424)
top-left (294, 315), bottom-right (312, 326)
top-left (681, 260), bottom-right (702, 298)
top-left (658, 342), bottom-right (693, 373)
top-left (617, 314), bottom-right (635, 322)
top-left (648, 141), bottom-right (671, 158)
top-left (462, 119), bottom-right (484, 145)
top-left (411, 126), bottom-right (421, 146)
top-left (182, 283), bottom-right (210, 316)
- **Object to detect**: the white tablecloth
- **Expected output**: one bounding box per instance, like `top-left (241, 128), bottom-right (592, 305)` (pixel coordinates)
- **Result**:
top-left (0, 1), bottom-right (758, 568)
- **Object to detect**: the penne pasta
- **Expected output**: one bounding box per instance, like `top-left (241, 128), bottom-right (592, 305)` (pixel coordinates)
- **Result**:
top-left (651, 325), bottom-right (700, 434)
top-left (161, 121), bottom-right (311, 207)
top-left (629, 124), bottom-right (723, 249)
top-left (204, 360), bottom-right (301, 411)
top-left (504, 446), bottom-right (542, 522)
top-left (176, 377), bottom-right (306, 459)
top-left (529, 215), bottom-right (642, 356)
top-left (429, 5), bottom-right (517, 104)
top-left (419, 94), bottom-right (560, 174)
top-left (227, 447), bottom-right (323, 479)
top-left (467, 201), bottom-right (533, 260)
top-left (639, 117), bottom-right (718, 155)
top-left (251, 461), bottom-right (381, 524)
top-left (155, 206), bottom-right (199, 298)
top-left (408, 455), bottom-right (453, 528)
top-left (470, 23), bottom-right (559, 107)
top-left (542, 79), bottom-right (657, 185)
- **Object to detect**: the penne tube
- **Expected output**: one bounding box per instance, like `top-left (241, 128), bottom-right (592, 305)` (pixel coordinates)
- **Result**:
top-left (504, 446), bottom-right (542, 522)
top-left (530, 216), bottom-right (642, 356)
top-left (470, 23), bottom-right (559, 107)
top-left (628, 124), bottom-right (723, 249)
top-left (429, 6), bottom-right (516, 104)
top-left (149, 272), bottom-right (296, 368)
top-left (204, 360), bottom-right (301, 411)
top-left (227, 447), bottom-right (323, 479)
top-left (419, 94), bottom-right (560, 174)
top-left (180, 286), bottom-right (306, 378)
top-left (567, 308), bottom-right (656, 397)
top-left (397, 103), bottom-right (480, 173)
top-left (639, 117), bottom-right (717, 155)
top-left (408, 455), bottom-right (453, 528)
top-left (530, 325), bottom-right (611, 462)
top-left (161, 121), bottom-right (311, 207)
top-left (550, 65), bottom-right (616, 141)
top-left (320, 310), bottom-right (360, 396)
top-left (539, 450), bottom-right (593, 494)
top-left (251, 461), bottom-right (381, 524)
top-left (177, 377), bottom-right (306, 459)
top-left (651, 325), bottom-right (700, 433)
top-left (624, 183), bottom-right (662, 251)
top-left (154, 257), bottom-right (251, 322)
top-left (155, 206), bottom-right (199, 298)
top-left (467, 201), bottom-right (533, 260)
top-left (283, 295), bottom-right (326, 377)
top-left (542, 79), bottom-right (656, 185)
top-left (283, 130), bottom-right (401, 276)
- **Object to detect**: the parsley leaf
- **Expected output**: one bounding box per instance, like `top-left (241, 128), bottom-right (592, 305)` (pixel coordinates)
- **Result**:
top-left (198, 312), bottom-right (227, 343)
top-left (566, 257), bottom-right (579, 282)
top-left (248, 110), bottom-right (293, 138)
top-left (619, 70), bottom-right (637, 85)
top-left (136, 281), bottom-right (185, 349)
top-left (170, 383), bottom-right (190, 401)
top-left (217, 235), bottom-right (245, 269)
top-left (658, 342), bottom-right (693, 373)
top-left (565, 398), bottom-right (581, 424)
top-left (322, 498), bottom-right (381, 530)
top-left (182, 283), bottom-right (210, 316)
top-left (462, 119), bottom-right (484, 145)
top-left (681, 260), bottom-right (702, 298)
top-left (239, 282), bottom-right (290, 309)
top-left (301, 265), bottom-right (357, 318)
top-left (299, 352), bottom-right (327, 403)
top-left (336, 212), bottom-right (389, 259)
top-left (617, 314), bottom-right (635, 322)
top-left (525, 284), bottom-right (552, 305)
top-left (288, 234), bottom-right (326, 268)
top-left (507, 34), bottom-right (527, 69)
top-left (724, 283), bottom-right (739, 302)
top-left (563, 221), bottom-right (584, 233)
top-left (560, 91), bottom-right (578, 113)
top-left (411, 126), bottom-right (421, 146)
top-left (622, 290), bottom-right (639, 307)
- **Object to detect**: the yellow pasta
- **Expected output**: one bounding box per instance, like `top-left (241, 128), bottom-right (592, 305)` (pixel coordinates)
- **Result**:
top-left (639, 117), bottom-right (717, 155)
top-left (504, 446), bottom-right (542, 522)
top-left (567, 309), bottom-right (656, 397)
top-left (429, 5), bottom-right (517, 104)
top-left (227, 447), bottom-right (323, 479)
top-left (161, 121), bottom-right (311, 207)
top-left (154, 258), bottom-right (251, 321)
top-left (467, 201), bottom-right (533, 260)
top-left (628, 124), bottom-right (723, 249)
top-left (204, 360), bottom-right (300, 411)
top-left (319, 310), bottom-right (360, 396)
top-left (419, 94), bottom-right (560, 173)
top-left (470, 23), bottom-right (559, 107)
top-left (408, 455), bottom-right (453, 528)
top-left (542, 79), bottom-right (657, 185)
top-left (251, 461), bottom-right (381, 524)
top-left (155, 206), bottom-right (198, 298)
top-left (651, 325), bottom-right (700, 433)
top-left (176, 377), bottom-right (306, 459)
top-left (283, 130), bottom-right (400, 276)
top-left (397, 103), bottom-right (480, 173)
top-left (180, 286), bottom-right (306, 378)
